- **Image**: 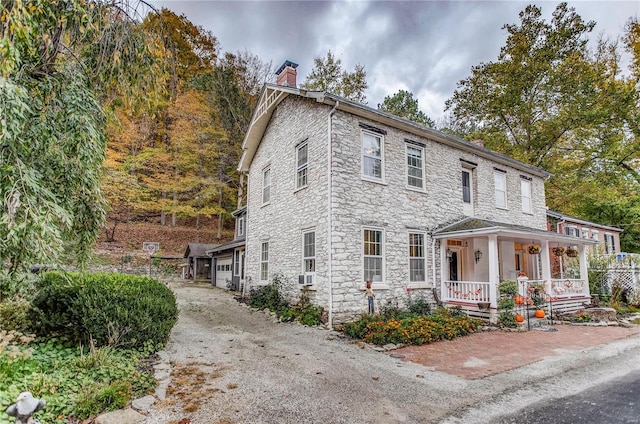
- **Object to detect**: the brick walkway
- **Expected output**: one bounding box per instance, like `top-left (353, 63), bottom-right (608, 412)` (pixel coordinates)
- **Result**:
top-left (392, 324), bottom-right (640, 380)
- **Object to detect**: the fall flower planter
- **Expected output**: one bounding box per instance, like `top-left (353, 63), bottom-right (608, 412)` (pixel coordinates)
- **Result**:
top-left (566, 247), bottom-right (578, 258)
top-left (528, 245), bottom-right (541, 254)
top-left (552, 247), bottom-right (566, 256)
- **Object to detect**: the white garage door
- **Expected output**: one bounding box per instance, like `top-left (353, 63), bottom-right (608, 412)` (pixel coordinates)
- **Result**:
top-left (215, 257), bottom-right (233, 287)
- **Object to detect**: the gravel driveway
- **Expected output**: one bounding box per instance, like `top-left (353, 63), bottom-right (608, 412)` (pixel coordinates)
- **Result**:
top-left (143, 280), bottom-right (640, 424)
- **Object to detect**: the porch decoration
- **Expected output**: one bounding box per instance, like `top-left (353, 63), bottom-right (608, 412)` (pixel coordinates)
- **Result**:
top-left (565, 247), bottom-right (578, 258)
top-left (527, 244), bottom-right (541, 255)
top-left (552, 246), bottom-right (565, 256)
top-left (515, 314), bottom-right (524, 323)
top-left (530, 282), bottom-right (547, 319)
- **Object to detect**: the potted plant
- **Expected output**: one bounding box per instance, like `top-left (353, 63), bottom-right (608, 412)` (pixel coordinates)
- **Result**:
top-left (552, 246), bottom-right (565, 256)
top-left (528, 244), bottom-right (541, 254)
top-left (565, 247), bottom-right (578, 258)
top-left (531, 285), bottom-right (547, 318)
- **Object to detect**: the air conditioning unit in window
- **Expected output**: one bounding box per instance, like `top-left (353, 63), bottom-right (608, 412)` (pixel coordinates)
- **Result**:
top-left (298, 274), bottom-right (315, 286)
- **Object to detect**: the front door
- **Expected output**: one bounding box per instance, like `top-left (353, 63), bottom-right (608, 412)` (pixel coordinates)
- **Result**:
top-left (449, 249), bottom-right (461, 281)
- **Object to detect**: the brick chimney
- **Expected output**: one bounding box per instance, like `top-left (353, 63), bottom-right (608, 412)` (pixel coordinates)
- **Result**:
top-left (472, 139), bottom-right (484, 148)
top-left (276, 60), bottom-right (298, 87)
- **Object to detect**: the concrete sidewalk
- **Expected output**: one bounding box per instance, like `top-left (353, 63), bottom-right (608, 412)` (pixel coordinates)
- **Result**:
top-left (392, 324), bottom-right (640, 380)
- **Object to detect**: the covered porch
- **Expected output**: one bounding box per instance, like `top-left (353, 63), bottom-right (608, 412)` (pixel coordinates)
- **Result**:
top-left (433, 218), bottom-right (597, 323)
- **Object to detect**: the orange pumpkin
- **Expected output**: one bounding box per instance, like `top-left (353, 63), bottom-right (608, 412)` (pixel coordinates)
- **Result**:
top-left (515, 295), bottom-right (524, 305)
top-left (515, 314), bottom-right (524, 323)
top-left (535, 309), bottom-right (546, 318)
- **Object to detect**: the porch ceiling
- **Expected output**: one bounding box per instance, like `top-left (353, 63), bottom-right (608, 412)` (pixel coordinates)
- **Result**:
top-left (433, 217), bottom-right (598, 246)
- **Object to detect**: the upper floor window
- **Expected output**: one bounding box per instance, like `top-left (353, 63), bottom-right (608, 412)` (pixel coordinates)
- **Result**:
top-left (237, 217), bottom-right (245, 237)
top-left (262, 167), bottom-right (271, 205)
top-left (409, 233), bottom-right (425, 283)
top-left (303, 230), bottom-right (315, 273)
top-left (296, 143), bottom-right (308, 189)
top-left (581, 228), bottom-right (589, 239)
top-left (260, 242), bottom-right (269, 281)
top-left (591, 230), bottom-right (599, 241)
top-left (494, 171), bottom-right (507, 208)
top-left (565, 226), bottom-right (578, 237)
top-left (363, 228), bottom-right (384, 283)
top-left (521, 179), bottom-right (532, 214)
top-left (605, 234), bottom-right (615, 254)
top-left (362, 131), bottom-right (383, 181)
top-left (406, 144), bottom-right (424, 189)
top-left (462, 169), bottom-right (472, 204)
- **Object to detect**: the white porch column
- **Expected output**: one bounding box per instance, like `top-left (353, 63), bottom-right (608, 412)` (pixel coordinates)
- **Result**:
top-left (440, 239), bottom-right (448, 301)
top-left (578, 244), bottom-right (589, 296)
top-left (541, 239), bottom-right (551, 281)
top-left (488, 234), bottom-right (499, 310)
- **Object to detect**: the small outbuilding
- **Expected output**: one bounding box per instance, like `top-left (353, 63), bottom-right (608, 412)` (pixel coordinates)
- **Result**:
top-left (184, 243), bottom-right (218, 281)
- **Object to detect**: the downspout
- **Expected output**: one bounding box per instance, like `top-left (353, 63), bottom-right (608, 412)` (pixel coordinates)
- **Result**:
top-left (327, 100), bottom-right (339, 329)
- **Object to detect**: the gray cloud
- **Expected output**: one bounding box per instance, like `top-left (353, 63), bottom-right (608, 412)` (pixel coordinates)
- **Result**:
top-left (148, 0), bottom-right (639, 121)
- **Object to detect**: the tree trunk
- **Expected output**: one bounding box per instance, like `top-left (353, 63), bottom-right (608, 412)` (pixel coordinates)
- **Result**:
top-left (161, 191), bottom-right (166, 226)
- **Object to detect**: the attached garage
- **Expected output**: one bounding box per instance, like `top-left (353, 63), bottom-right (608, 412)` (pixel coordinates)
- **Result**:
top-left (215, 257), bottom-right (233, 287)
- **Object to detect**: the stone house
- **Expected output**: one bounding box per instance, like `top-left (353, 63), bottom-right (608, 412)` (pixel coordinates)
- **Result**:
top-left (237, 61), bottom-right (596, 326)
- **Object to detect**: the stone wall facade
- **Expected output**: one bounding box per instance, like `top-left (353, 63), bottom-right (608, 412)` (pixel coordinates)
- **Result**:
top-left (245, 94), bottom-right (549, 324)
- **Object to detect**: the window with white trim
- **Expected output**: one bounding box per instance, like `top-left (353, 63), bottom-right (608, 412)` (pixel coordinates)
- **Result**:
top-left (605, 234), bottom-right (615, 254)
top-left (260, 242), bottom-right (269, 281)
top-left (494, 171), bottom-right (507, 208)
top-left (462, 169), bottom-right (472, 204)
top-left (591, 230), bottom-right (599, 241)
top-left (565, 226), bottom-right (578, 237)
top-left (237, 217), bottom-right (244, 237)
top-left (406, 144), bottom-right (424, 189)
top-left (296, 143), bottom-right (308, 189)
top-left (521, 179), bottom-right (532, 214)
top-left (234, 249), bottom-right (241, 276)
top-left (262, 167), bottom-right (271, 204)
top-left (581, 228), bottom-right (589, 239)
top-left (302, 231), bottom-right (315, 273)
top-left (362, 131), bottom-right (383, 181)
top-left (409, 233), bottom-right (425, 283)
top-left (363, 228), bottom-right (383, 282)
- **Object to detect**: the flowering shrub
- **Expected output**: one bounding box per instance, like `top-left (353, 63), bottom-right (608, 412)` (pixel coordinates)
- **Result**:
top-left (340, 308), bottom-right (482, 346)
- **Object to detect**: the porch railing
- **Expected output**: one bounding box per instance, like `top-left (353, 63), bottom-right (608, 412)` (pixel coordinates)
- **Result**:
top-left (443, 281), bottom-right (491, 303)
top-left (442, 279), bottom-right (589, 305)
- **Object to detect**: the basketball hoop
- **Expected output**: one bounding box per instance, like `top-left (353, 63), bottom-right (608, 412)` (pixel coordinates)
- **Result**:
top-left (143, 242), bottom-right (160, 255)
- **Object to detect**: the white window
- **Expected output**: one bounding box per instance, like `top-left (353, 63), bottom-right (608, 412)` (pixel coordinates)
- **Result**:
top-left (565, 226), bottom-right (578, 237)
top-left (362, 131), bottom-right (383, 181)
top-left (462, 169), bottom-right (472, 204)
top-left (406, 144), bottom-right (424, 189)
top-left (363, 228), bottom-right (384, 282)
top-left (605, 234), bottom-right (615, 254)
top-left (591, 230), bottom-right (599, 241)
top-left (303, 231), bottom-right (315, 273)
top-left (409, 233), bottom-right (425, 283)
top-left (296, 143), bottom-right (308, 189)
top-left (262, 167), bottom-right (271, 204)
top-left (521, 179), bottom-right (532, 214)
top-left (581, 228), bottom-right (589, 239)
top-left (237, 217), bottom-right (244, 237)
top-left (234, 249), bottom-right (241, 276)
top-left (494, 171), bottom-right (507, 208)
top-left (260, 242), bottom-right (269, 281)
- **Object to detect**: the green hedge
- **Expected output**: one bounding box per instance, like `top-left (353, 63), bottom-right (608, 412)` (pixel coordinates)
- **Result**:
top-left (30, 272), bottom-right (178, 351)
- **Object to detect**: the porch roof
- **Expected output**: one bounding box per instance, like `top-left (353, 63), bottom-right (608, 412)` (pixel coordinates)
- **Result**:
top-left (206, 239), bottom-right (246, 256)
top-left (433, 217), bottom-right (598, 245)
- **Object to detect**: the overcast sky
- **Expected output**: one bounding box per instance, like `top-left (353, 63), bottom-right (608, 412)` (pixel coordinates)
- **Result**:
top-left (147, 1), bottom-right (639, 122)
